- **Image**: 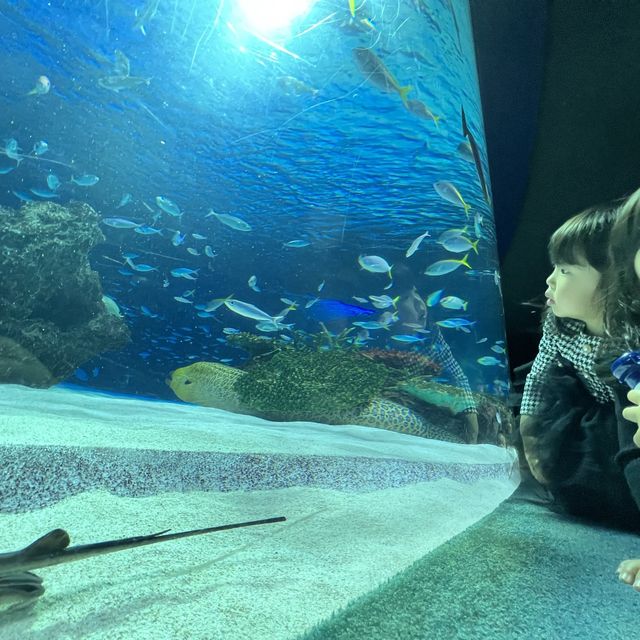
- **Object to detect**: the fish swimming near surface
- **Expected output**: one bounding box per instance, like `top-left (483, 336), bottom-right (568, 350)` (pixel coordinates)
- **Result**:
top-left (277, 76), bottom-right (319, 98)
top-left (353, 47), bottom-right (412, 105)
top-left (461, 105), bottom-right (491, 205)
top-left (0, 518), bottom-right (285, 613)
top-left (133, 0), bottom-right (160, 35)
top-left (404, 98), bottom-right (440, 126)
top-left (99, 50), bottom-right (151, 92)
top-left (433, 181), bottom-right (471, 217)
top-left (113, 49), bottom-right (131, 76)
top-left (99, 75), bottom-right (151, 92)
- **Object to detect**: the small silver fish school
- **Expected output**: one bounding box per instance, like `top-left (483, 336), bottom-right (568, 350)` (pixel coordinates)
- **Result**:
top-left (424, 253), bottom-right (471, 276)
top-left (206, 210), bottom-right (252, 232)
top-left (71, 174), bottom-right (99, 186)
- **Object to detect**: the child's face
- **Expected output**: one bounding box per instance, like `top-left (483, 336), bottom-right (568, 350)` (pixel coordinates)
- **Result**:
top-left (545, 261), bottom-right (602, 323)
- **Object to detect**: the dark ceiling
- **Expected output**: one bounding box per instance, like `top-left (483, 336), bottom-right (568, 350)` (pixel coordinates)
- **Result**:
top-left (470, 0), bottom-right (640, 372)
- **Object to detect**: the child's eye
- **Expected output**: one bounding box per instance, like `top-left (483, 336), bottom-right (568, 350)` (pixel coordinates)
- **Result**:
top-left (559, 268), bottom-right (571, 275)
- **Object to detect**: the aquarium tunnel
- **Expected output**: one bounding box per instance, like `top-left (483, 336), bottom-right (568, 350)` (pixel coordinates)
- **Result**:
top-left (0, 0), bottom-right (572, 638)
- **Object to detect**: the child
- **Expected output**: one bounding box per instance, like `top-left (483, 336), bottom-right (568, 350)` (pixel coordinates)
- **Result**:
top-left (597, 187), bottom-right (640, 590)
top-left (518, 200), bottom-right (640, 531)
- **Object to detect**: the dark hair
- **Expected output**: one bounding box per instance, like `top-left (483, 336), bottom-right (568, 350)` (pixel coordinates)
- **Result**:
top-left (603, 187), bottom-right (640, 350)
top-left (545, 200), bottom-right (624, 335)
top-left (390, 262), bottom-right (417, 295)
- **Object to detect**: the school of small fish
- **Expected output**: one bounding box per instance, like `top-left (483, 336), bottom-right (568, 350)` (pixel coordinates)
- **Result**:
top-left (3, 0), bottom-right (507, 393)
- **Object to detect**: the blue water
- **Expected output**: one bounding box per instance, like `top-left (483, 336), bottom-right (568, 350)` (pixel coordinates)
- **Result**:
top-left (0, 0), bottom-right (509, 401)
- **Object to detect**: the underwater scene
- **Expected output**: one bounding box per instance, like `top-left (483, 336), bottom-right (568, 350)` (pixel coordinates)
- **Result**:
top-left (0, 1), bottom-right (519, 638)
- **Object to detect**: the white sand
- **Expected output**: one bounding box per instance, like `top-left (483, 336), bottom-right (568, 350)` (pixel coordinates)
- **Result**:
top-left (0, 385), bottom-right (519, 639)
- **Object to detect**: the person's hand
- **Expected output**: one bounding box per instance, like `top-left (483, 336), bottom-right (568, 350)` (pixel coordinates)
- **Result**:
top-left (621, 389), bottom-right (640, 447)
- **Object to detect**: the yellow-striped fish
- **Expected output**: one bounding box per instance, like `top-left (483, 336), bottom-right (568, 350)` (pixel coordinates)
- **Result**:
top-left (353, 47), bottom-right (412, 105)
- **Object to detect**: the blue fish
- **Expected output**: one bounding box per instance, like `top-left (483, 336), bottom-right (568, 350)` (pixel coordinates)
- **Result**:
top-left (436, 318), bottom-right (476, 329)
top-left (305, 299), bottom-right (375, 323)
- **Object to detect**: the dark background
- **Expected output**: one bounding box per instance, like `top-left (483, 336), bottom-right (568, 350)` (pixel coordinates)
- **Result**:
top-left (470, 0), bottom-right (640, 373)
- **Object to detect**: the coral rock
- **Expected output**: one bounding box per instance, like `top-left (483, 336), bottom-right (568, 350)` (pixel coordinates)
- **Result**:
top-left (0, 201), bottom-right (130, 385)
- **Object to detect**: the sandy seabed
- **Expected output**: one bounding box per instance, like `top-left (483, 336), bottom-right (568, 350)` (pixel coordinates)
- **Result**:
top-left (0, 385), bottom-right (519, 639)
